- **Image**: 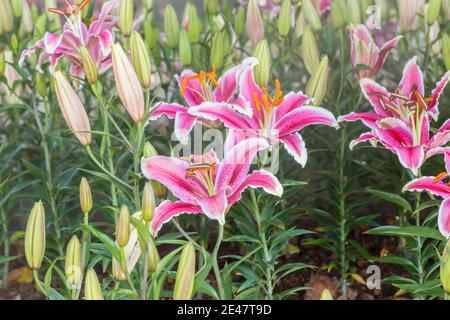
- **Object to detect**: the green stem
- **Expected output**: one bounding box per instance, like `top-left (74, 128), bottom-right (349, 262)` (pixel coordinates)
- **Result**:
top-left (338, 126), bottom-right (348, 299)
top-left (33, 270), bottom-right (48, 298)
top-left (250, 189), bottom-right (273, 299)
top-left (120, 246), bottom-right (138, 296)
top-left (140, 221), bottom-right (150, 300)
top-left (133, 121), bottom-right (144, 211)
top-left (212, 223), bottom-right (225, 300)
top-left (414, 182), bottom-right (424, 299)
top-left (1, 207), bottom-right (9, 289)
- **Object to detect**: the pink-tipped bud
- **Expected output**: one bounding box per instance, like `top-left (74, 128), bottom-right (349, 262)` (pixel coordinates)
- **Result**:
top-left (54, 71), bottom-right (92, 146)
top-left (246, 0), bottom-right (265, 45)
top-left (111, 43), bottom-right (145, 123)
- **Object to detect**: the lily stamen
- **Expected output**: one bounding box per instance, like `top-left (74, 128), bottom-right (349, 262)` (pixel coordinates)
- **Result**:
top-left (180, 65), bottom-right (221, 98)
top-left (433, 172), bottom-right (449, 184)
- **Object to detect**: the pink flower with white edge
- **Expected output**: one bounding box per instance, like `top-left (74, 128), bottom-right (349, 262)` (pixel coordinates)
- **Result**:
top-left (141, 138), bottom-right (283, 236)
top-left (188, 57), bottom-right (339, 167)
top-left (349, 24), bottom-right (401, 80)
top-left (339, 57), bottom-right (450, 175)
top-left (148, 63), bottom-right (251, 145)
top-left (403, 150), bottom-right (450, 238)
top-left (19, 0), bottom-right (118, 78)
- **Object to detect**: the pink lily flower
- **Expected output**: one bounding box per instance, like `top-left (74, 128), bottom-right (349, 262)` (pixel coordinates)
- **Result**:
top-left (340, 57), bottom-right (450, 174)
top-left (349, 24), bottom-right (401, 80)
top-left (403, 150), bottom-right (450, 238)
top-left (188, 58), bottom-right (339, 167)
top-left (141, 138), bottom-right (283, 236)
top-left (148, 63), bottom-right (251, 145)
top-left (19, 0), bottom-right (118, 78)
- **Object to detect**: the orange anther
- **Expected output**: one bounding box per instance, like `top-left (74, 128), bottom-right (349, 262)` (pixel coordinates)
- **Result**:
top-left (433, 172), bottom-right (448, 183)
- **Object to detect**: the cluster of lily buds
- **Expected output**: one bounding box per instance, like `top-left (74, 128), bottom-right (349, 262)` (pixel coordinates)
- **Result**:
top-left (25, 201), bottom-right (46, 270)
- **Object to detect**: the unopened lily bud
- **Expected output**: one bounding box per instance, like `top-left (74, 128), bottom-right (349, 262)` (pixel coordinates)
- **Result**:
top-left (173, 242), bottom-right (196, 300)
top-left (80, 177), bottom-right (93, 214)
top-left (35, 73), bottom-right (47, 98)
top-left (443, 33), bottom-right (450, 70)
top-left (35, 14), bottom-right (47, 36)
top-left (320, 289), bottom-right (333, 300)
top-left (223, 0), bottom-right (232, 21)
top-left (301, 27), bottom-right (320, 75)
top-left (116, 205), bottom-right (130, 247)
top-left (164, 5), bottom-right (180, 49)
top-left (253, 40), bottom-right (271, 87)
top-left (187, 4), bottom-right (201, 43)
top-left (130, 31), bottom-right (151, 90)
top-left (303, 0), bottom-right (322, 30)
top-left (11, 0), bottom-right (23, 17)
top-left (143, 0), bottom-right (154, 10)
top-left (25, 201), bottom-right (46, 270)
top-left (306, 55), bottom-right (328, 106)
top-left (441, 239), bottom-right (450, 294)
top-left (427, 0), bottom-right (442, 25)
top-left (142, 182), bottom-right (155, 222)
top-left (111, 43), bottom-right (145, 123)
top-left (84, 269), bottom-right (104, 300)
top-left (112, 257), bottom-right (126, 281)
top-left (152, 181), bottom-right (167, 199)
top-left (80, 46), bottom-right (98, 85)
top-left (278, 0), bottom-right (291, 37)
top-left (146, 237), bottom-right (159, 272)
top-left (65, 235), bottom-right (82, 287)
top-left (210, 32), bottom-right (225, 69)
top-left (20, 0), bottom-right (33, 35)
top-left (144, 21), bottom-right (158, 50)
top-left (119, 0), bottom-right (134, 36)
top-left (247, 0), bottom-right (265, 45)
top-left (11, 34), bottom-right (18, 51)
top-left (235, 6), bottom-right (245, 35)
top-left (331, 0), bottom-right (345, 28)
top-left (179, 30), bottom-right (192, 66)
top-left (143, 141), bottom-right (158, 158)
top-left (0, 0), bottom-right (13, 33)
top-left (54, 71), bottom-right (92, 146)
top-left (346, 0), bottom-right (361, 24)
top-left (0, 51), bottom-right (5, 78)
top-left (205, 0), bottom-right (218, 15)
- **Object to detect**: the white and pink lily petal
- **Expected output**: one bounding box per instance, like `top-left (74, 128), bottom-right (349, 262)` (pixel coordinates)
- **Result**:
top-left (403, 177), bottom-right (450, 238)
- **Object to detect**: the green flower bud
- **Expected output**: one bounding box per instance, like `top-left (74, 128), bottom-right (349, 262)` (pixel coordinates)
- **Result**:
top-left (116, 205), bottom-right (130, 247)
top-left (205, 0), bottom-right (219, 15)
top-left (80, 177), bottom-right (93, 214)
top-left (331, 0), bottom-right (345, 29)
top-left (187, 4), bottom-right (201, 43)
top-left (35, 14), bottom-right (47, 37)
top-left (11, 34), bottom-right (18, 51)
top-left (143, 0), bottom-right (154, 10)
top-left (25, 201), bottom-right (46, 270)
top-left (11, 0), bottom-right (23, 17)
top-left (253, 40), bottom-right (271, 87)
top-left (0, 51), bottom-right (5, 78)
top-left (119, 0), bottom-right (134, 36)
top-left (31, 3), bottom-right (38, 22)
top-left (164, 4), bottom-right (180, 49)
top-left (143, 141), bottom-right (158, 158)
top-left (303, 0), bottom-right (322, 30)
top-left (346, 0), bottom-right (361, 24)
top-left (0, 0), bottom-right (13, 33)
top-left (306, 55), bottom-right (328, 106)
top-left (234, 6), bottom-right (245, 35)
top-left (441, 239), bottom-right (450, 294)
top-left (427, 0), bottom-right (442, 25)
top-left (278, 0), bottom-right (291, 37)
top-left (152, 181), bottom-right (167, 199)
top-left (223, 0), bottom-right (233, 21)
top-left (173, 242), bottom-right (196, 300)
top-left (210, 32), bottom-right (225, 69)
top-left (179, 29), bottom-right (192, 66)
top-left (320, 289), bottom-right (333, 300)
top-left (131, 31), bottom-right (152, 89)
top-left (142, 182), bottom-right (155, 222)
top-left (145, 237), bottom-right (159, 272)
top-left (84, 269), bottom-right (104, 300)
top-left (80, 46), bottom-right (98, 85)
top-left (144, 21), bottom-right (158, 50)
top-left (301, 27), bottom-right (320, 75)
top-left (65, 235), bottom-right (82, 287)
top-left (443, 33), bottom-right (450, 70)
top-left (35, 72), bottom-right (47, 98)
top-left (112, 257), bottom-right (126, 281)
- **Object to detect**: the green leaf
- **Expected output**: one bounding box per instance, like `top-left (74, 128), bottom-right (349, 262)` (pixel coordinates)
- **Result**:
top-left (86, 225), bottom-right (122, 261)
top-left (367, 189), bottom-right (412, 212)
top-left (0, 255), bottom-right (19, 264)
top-left (365, 225), bottom-right (445, 241)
